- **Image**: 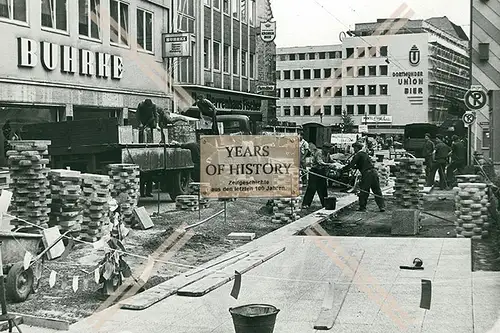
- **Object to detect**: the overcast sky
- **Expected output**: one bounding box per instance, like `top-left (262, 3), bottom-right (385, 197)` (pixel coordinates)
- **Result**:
top-left (272, 0), bottom-right (470, 47)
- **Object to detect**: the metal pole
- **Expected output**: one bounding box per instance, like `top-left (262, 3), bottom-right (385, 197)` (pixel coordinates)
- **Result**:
top-left (198, 186), bottom-right (201, 221)
top-left (468, 125), bottom-right (472, 166)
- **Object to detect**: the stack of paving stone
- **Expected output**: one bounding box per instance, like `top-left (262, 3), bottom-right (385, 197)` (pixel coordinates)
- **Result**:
top-left (108, 164), bottom-right (140, 227)
top-left (7, 142), bottom-right (51, 233)
top-left (188, 182), bottom-right (210, 208)
top-left (176, 195), bottom-right (200, 211)
top-left (48, 170), bottom-right (83, 237)
top-left (270, 197), bottom-right (301, 224)
top-left (376, 163), bottom-right (390, 187)
top-left (81, 174), bottom-right (113, 242)
top-left (167, 124), bottom-right (196, 143)
top-left (456, 174), bottom-right (481, 184)
top-left (393, 158), bottom-right (425, 210)
top-left (454, 182), bottom-right (490, 239)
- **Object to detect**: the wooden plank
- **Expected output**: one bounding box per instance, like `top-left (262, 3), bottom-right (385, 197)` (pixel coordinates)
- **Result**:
top-left (314, 282), bottom-right (338, 330)
top-left (42, 227), bottom-right (66, 260)
top-left (10, 313), bottom-right (70, 331)
top-left (227, 232), bottom-right (256, 241)
top-left (133, 207), bottom-right (154, 230)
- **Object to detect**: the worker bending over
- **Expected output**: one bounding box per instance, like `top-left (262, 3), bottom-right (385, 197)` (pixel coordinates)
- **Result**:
top-left (342, 142), bottom-right (385, 212)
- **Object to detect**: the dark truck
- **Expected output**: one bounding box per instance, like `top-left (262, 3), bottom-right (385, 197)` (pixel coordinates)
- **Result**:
top-left (403, 123), bottom-right (439, 158)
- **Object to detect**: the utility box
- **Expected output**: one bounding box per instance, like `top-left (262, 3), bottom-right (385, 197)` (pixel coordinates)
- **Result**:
top-left (391, 209), bottom-right (420, 236)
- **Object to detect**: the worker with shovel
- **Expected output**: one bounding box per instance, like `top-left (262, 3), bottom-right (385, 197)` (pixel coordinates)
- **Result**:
top-left (342, 142), bottom-right (385, 212)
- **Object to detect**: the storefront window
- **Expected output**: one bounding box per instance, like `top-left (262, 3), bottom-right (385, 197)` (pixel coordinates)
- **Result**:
top-left (79, 0), bottom-right (101, 39)
top-left (0, 0), bottom-right (27, 22)
top-left (137, 8), bottom-right (153, 52)
top-left (110, 0), bottom-right (129, 46)
top-left (41, 0), bottom-right (68, 31)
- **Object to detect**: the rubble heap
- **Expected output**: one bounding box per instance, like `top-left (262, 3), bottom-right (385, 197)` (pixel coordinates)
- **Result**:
top-left (270, 197), bottom-right (301, 224)
top-left (454, 182), bottom-right (490, 239)
top-left (188, 182), bottom-right (209, 208)
top-left (176, 195), bottom-right (199, 211)
top-left (81, 174), bottom-right (113, 242)
top-left (7, 141), bottom-right (51, 233)
top-left (108, 164), bottom-right (140, 227)
top-left (48, 170), bottom-right (83, 238)
top-left (393, 158), bottom-right (425, 210)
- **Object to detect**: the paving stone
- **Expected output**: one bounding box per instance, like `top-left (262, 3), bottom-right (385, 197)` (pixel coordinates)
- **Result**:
top-left (391, 209), bottom-right (420, 235)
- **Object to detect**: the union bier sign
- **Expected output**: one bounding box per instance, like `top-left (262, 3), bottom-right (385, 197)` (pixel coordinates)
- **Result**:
top-left (17, 37), bottom-right (124, 80)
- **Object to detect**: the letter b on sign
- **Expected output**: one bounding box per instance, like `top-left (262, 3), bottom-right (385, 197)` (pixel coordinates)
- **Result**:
top-left (18, 38), bottom-right (38, 68)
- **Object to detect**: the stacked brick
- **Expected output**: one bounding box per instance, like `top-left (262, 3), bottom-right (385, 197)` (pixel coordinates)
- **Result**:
top-left (393, 158), bottom-right (425, 210)
top-left (270, 197), bottom-right (301, 224)
top-left (454, 182), bottom-right (490, 239)
top-left (188, 182), bottom-right (209, 207)
top-left (108, 164), bottom-right (140, 227)
top-left (376, 163), bottom-right (390, 187)
top-left (456, 174), bottom-right (481, 184)
top-left (7, 142), bottom-right (51, 233)
top-left (81, 174), bottom-right (113, 242)
top-left (167, 124), bottom-right (196, 144)
top-left (176, 195), bottom-right (200, 211)
top-left (48, 170), bottom-right (83, 238)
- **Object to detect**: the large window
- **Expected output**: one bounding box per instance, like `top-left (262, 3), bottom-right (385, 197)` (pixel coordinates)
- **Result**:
top-left (324, 68), bottom-right (332, 78)
top-left (283, 89), bottom-right (290, 98)
top-left (346, 85), bottom-right (354, 96)
top-left (368, 66), bottom-right (376, 76)
top-left (324, 106), bottom-right (332, 116)
top-left (357, 47), bottom-right (365, 58)
top-left (110, 0), bottom-right (129, 46)
top-left (334, 105), bottom-right (342, 115)
top-left (380, 46), bottom-right (388, 57)
top-left (283, 106), bottom-right (291, 116)
top-left (233, 47), bottom-right (239, 74)
top-left (346, 48), bottom-right (354, 58)
top-left (213, 41), bottom-right (221, 71)
top-left (213, 0), bottom-right (220, 10)
top-left (303, 69), bottom-right (311, 79)
top-left (79, 0), bottom-right (101, 39)
top-left (241, 50), bottom-right (247, 76)
top-left (380, 104), bottom-right (388, 115)
top-left (293, 70), bottom-right (301, 80)
top-left (0, 0), bottom-right (27, 22)
top-left (293, 88), bottom-right (301, 98)
top-left (223, 45), bottom-right (230, 73)
top-left (137, 8), bottom-right (153, 52)
top-left (283, 70), bottom-right (291, 80)
top-left (346, 105), bottom-right (354, 115)
top-left (249, 53), bottom-right (254, 78)
top-left (368, 85), bottom-right (376, 95)
top-left (240, 0), bottom-right (246, 22)
top-left (358, 66), bottom-right (365, 77)
top-left (303, 106), bottom-right (311, 116)
top-left (231, 0), bottom-right (238, 18)
top-left (380, 65), bottom-right (388, 76)
top-left (346, 67), bottom-right (353, 77)
top-left (369, 104), bottom-right (376, 115)
top-left (223, 0), bottom-right (229, 14)
top-left (324, 87), bottom-right (332, 97)
top-left (314, 69), bottom-right (321, 79)
top-left (249, 0), bottom-right (255, 25)
top-left (380, 85), bottom-right (388, 95)
top-left (41, 0), bottom-right (68, 31)
top-left (357, 105), bottom-right (365, 115)
top-left (293, 106), bottom-right (301, 116)
top-left (357, 85), bottom-right (365, 96)
top-left (204, 39), bottom-right (211, 69)
top-left (303, 88), bottom-right (311, 97)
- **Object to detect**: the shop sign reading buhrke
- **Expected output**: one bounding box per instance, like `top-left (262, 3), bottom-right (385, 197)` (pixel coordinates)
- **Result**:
top-left (17, 37), bottom-right (124, 80)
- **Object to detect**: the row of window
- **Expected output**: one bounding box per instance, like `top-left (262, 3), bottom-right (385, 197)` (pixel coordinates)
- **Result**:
top-left (277, 46), bottom-right (389, 62)
top-left (278, 84), bottom-right (388, 98)
top-left (281, 104), bottom-right (389, 117)
top-left (203, 0), bottom-right (256, 26)
top-left (203, 39), bottom-right (255, 77)
top-left (277, 65), bottom-right (389, 80)
top-left (0, 0), bottom-right (155, 53)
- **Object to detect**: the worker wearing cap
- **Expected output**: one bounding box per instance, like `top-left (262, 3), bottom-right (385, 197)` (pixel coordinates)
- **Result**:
top-left (302, 143), bottom-right (336, 209)
top-left (342, 142), bottom-right (385, 212)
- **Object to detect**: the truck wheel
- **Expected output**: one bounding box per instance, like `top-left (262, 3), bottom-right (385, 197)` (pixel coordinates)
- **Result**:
top-left (6, 262), bottom-right (34, 303)
top-left (169, 170), bottom-right (191, 200)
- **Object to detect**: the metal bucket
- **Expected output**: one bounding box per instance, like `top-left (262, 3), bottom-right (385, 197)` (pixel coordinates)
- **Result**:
top-left (324, 196), bottom-right (337, 211)
top-left (229, 304), bottom-right (280, 333)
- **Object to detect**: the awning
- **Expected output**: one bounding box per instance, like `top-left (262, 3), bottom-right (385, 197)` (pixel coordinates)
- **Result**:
top-left (176, 84), bottom-right (278, 100)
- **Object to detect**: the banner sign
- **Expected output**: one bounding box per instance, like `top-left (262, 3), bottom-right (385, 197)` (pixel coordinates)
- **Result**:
top-left (331, 134), bottom-right (358, 145)
top-left (200, 135), bottom-right (300, 199)
top-left (162, 33), bottom-right (191, 58)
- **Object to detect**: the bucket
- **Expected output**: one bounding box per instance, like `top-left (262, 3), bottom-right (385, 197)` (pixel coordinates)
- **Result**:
top-left (324, 197), bottom-right (337, 210)
top-left (229, 304), bottom-right (280, 333)
top-left (376, 154), bottom-right (384, 162)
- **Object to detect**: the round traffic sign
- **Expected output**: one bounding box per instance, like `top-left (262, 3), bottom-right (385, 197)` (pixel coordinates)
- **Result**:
top-left (464, 89), bottom-right (487, 110)
top-left (462, 112), bottom-right (476, 126)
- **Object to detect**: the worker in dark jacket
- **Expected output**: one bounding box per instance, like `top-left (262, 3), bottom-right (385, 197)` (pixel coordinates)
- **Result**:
top-left (423, 133), bottom-right (435, 186)
top-left (429, 135), bottom-right (450, 189)
top-left (342, 142), bottom-right (385, 212)
top-left (302, 143), bottom-right (336, 209)
top-left (446, 135), bottom-right (466, 184)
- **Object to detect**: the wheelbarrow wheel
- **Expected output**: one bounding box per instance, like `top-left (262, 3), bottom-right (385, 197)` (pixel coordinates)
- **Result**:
top-left (6, 262), bottom-right (34, 303)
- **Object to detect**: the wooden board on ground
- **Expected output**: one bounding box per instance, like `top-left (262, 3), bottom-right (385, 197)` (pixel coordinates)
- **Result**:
top-left (133, 207), bottom-right (154, 230)
top-left (314, 282), bottom-right (338, 330)
top-left (176, 246), bottom-right (285, 297)
top-left (42, 227), bottom-right (66, 260)
top-left (11, 312), bottom-right (70, 331)
top-left (227, 232), bottom-right (256, 241)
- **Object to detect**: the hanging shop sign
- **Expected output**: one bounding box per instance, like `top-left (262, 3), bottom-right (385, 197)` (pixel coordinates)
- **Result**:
top-left (260, 21), bottom-right (277, 43)
top-left (17, 37), bottom-right (123, 80)
top-left (362, 115), bottom-right (393, 123)
top-left (162, 33), bottom-right (192, 58)
top-left (200, 135), bottom-right (299, 199)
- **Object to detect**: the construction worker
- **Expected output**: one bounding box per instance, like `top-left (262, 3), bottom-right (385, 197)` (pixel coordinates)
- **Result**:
top-left (446, 135), bottom-right (466, 186)
top-left (423, 133), bottom-right (435, 186)
top-left (342, 142), bottom-right (385, 212)
top-left (302, 143), bottom-right (336, 209)
top-left (429, 135), bottom-right (451, 190)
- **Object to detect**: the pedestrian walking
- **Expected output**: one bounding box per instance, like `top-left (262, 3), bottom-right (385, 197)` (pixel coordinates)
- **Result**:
top-left (423, 133), bottom-right (435, 186)
top-left (342, 142), bottom-right (385, 212)
top-left (429, 135), bottom-right (450, 190)
top-left (302, 143), bottom-right (336, 209)
top-left (446, 135), bottom-right (466, 186)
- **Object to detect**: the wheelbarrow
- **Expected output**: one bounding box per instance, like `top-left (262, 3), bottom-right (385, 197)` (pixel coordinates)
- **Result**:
top-left (0, 230), bottom-right (70, 303)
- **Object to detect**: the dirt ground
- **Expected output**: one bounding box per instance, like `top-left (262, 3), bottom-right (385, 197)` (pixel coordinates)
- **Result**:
top-left (7, 190), bottom-right (345, 323)
top-left (314, 197), bottom-right (500, 272)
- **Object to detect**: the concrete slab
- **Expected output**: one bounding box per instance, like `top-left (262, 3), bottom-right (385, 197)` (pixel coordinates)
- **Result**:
top-left (64, 236), bottom-right (477, 333)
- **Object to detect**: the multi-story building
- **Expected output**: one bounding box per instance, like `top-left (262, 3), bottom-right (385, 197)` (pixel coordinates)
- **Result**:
top-left (172, 0), bottom-right (276, 132)
top-left (0, 0), bottom-right (174, 136)
top-left (471, 0), bottom-right (500, 163)
top-left (276, 17), bottom-right (469, 136)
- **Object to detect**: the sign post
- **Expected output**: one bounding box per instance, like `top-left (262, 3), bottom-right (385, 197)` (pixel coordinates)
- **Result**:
top-left (462, 111), bottom-right (476, 165)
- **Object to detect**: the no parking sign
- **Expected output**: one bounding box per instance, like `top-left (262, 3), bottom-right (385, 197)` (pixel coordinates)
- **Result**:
top-left (462, 112), bottom-right (476, 126)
